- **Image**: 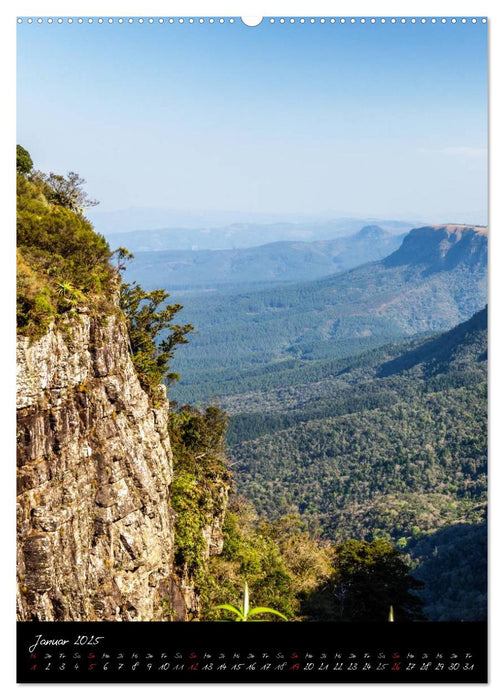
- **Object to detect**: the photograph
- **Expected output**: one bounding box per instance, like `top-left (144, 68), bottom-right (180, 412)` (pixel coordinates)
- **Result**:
top-left (15, 13), bottom-right (488, 682)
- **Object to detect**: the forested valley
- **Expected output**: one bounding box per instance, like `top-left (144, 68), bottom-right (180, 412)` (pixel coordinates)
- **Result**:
top-left (219, 308), bottom-right (488, 620)
top-left (172, 308), bottom-right (487, 621)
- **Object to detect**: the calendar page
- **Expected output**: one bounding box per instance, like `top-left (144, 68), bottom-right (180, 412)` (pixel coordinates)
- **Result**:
top-left (16, 12), bottom-right (488, 684)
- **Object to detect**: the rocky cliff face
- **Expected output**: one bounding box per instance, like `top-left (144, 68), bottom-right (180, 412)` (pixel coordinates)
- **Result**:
top-left (16, 309), bottom-right (221, 621)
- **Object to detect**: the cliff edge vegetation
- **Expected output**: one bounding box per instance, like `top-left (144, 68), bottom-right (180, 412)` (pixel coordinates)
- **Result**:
top-left (17, 149), bottom-right (113, 338)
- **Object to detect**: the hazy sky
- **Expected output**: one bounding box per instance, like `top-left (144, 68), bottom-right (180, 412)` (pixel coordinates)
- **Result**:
top-left (17, 17), bottom-right (487, 224)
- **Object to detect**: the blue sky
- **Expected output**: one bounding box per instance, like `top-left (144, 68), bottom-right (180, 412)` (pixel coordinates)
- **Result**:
top-left (17, 18), bottom-right (487, 224)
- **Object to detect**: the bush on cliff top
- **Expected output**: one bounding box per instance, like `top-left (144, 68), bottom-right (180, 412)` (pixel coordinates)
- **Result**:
top-left (16, 151), bottom-right (114, 337)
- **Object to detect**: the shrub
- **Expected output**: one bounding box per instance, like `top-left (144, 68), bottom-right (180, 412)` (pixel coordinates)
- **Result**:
top-left (16, 158), bottom-right (115, 337)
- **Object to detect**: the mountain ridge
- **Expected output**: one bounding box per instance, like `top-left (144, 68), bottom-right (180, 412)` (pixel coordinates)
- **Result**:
top-left (123, 225), bottom-right (405, 292)
top-left (385, 224), bottom-right (487, 271)
top-left (104, 218), bottom-right (417, 252)
top-left (170, 223), bottom-right (488, 403)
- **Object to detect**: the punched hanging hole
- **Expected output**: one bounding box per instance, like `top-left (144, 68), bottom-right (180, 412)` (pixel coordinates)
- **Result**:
top-left (241, 17), bottom-right (263, 27)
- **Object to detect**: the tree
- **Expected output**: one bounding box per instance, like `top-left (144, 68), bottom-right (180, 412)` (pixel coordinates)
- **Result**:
top-left (119, 282), bottom-right (193, 397)
top-left (301, 538), bottom-right (424, 621)
top-left (167, 404), bottom-right (230, 587)
top-left (16, 145), bottom-right (33, 174)
top-left (111, 247), bottom-right (134, 273)
top-left (43, 171), bottom-right (98, 212)
top-left (328, 539), bottom-right (425, 621)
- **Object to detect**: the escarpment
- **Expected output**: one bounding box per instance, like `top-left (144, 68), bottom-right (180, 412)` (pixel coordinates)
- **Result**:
top-left (16, 310), bottom-right (225, 621)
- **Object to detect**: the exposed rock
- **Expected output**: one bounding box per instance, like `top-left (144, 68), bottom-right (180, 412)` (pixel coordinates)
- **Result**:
top-left (17, 311), bottom-right (223, 621)
top-left (202, 488), bottom-right (227, 557)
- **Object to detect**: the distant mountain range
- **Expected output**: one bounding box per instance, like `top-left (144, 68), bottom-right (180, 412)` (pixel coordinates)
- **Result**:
top-left (104, 218), bottom-right (418, 252)
top-left (122, 225), bottom-right (406, 291)
top-left (90, 207), bottom-right (315, 233)
top-left (169, 224), bottom-right (488, 403)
